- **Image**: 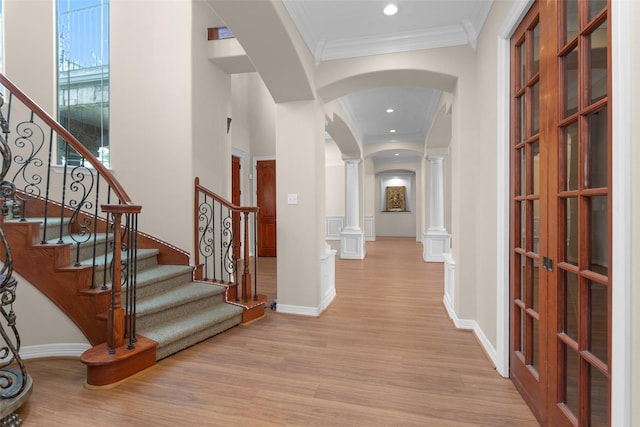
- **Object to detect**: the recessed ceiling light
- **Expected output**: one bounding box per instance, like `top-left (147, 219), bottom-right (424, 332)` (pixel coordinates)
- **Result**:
top-left (383, 4), bottom-right (398, 16)
top-left (386, 108), bottom-right (394, 113)
top-left (389, 129), bottom-right (396, 133)
top-left (394, 153), bottom-right (399, 156)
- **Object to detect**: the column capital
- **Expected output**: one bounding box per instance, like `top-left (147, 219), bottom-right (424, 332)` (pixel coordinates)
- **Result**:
top-left (425, 147), bottom-right (449, 159)
top-left (427, 154), bottom-right (446, 162)
top-left (344, 158), bottom-right (362, 166)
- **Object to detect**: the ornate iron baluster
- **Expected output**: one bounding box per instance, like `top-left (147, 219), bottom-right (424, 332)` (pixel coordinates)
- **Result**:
top-left (198, 194), bottom-right (214, 281)
top-left (68, 160), bottom-right (95, 266)
top-left (0, 92), bottom-right (33, 425)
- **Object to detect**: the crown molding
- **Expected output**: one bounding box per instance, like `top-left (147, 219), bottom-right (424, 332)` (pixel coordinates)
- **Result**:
top-left (319, 24), bottom-right (472, 62)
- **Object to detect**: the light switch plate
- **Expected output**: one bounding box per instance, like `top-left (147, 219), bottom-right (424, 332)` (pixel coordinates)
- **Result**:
top-left (287, 194), bottom-right (298, 205)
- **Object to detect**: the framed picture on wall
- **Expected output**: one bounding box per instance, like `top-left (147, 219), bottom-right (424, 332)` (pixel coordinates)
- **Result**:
top-left (385, 186), bottom-right (406, 211)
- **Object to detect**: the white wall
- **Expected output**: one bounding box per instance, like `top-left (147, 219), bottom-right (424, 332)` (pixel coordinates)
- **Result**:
top-left (275, 100), bottom-right (326, 312)
top-left (629, 0), bottom-right (640, 423)
top-left (248, 73), bottom-right (276, 159)
top-left (110, 1), bottom-right (194, 251)
top-left (325, 140), bottom-right (345, 216)
top-left (192, 0), bottom-right (232, 200)
top-left (461, 0), bottom-right (513, 350)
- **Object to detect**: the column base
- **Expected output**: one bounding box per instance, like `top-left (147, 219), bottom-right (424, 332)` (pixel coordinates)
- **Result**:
top-left (340, 229), bottom-right (366, 259)
top-left (422, 230), bottom-right (450, 262)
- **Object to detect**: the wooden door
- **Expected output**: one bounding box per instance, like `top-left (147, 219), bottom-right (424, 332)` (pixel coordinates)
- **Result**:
top-left (256, 160), bottom-right (276, 257)
top-left (509, 4), bottom-right (547, 421)
top-left (231, 155), bottom-right (241, 259)
top-left (510, 1), bottom-right (611, 426)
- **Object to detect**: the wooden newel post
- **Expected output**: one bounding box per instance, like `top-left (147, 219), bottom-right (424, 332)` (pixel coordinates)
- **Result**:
top-left (107, 210), bottom-right (124, 350)
top-left (102, 204), bottom-right (142, 352)
top-left (242, 211), bottom-right (252, 302)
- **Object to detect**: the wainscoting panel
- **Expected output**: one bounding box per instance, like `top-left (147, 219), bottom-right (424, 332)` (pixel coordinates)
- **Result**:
top-left (326, 216), bottom-right (344, 240)
top-left (364, 216), bottom-right (375, 241)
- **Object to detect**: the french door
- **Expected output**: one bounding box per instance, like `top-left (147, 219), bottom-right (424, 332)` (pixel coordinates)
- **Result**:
top-left (509, 1), bottom-right (611, 426)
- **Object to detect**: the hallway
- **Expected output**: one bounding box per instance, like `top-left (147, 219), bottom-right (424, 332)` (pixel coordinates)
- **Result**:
top-left (17, 238), bottom-right (537, 426)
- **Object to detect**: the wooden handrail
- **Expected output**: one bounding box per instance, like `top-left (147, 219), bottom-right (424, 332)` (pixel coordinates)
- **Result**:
top-left (194, 177), bottom-right (258, 214)
top-left (0, 73), bottom-right (133, 206)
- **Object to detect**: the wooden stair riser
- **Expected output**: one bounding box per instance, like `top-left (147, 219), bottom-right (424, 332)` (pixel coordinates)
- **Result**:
top-left (66, 233), bottom-right (113, 263)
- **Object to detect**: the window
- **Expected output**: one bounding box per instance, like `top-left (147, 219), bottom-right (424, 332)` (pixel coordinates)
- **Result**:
top-left (57, 0), bottom-right (109, 166)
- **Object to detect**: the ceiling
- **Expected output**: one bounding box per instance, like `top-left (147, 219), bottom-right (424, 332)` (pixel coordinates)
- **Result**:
top-left (282, 0), bottom-right (493, 162)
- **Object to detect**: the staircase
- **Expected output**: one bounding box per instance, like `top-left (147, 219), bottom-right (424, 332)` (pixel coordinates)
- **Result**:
top-left (0, 73), bottom-right (264, 388)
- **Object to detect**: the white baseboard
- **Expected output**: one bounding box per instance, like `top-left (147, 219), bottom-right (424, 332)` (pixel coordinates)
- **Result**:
top-left (20, 343), bottom-right (91, 360)
top-left (442, 296), bottom-right (499, 371)
top-left (277, 291), bottom-right (336, 317)
top-left (319, 288), bottom-right (336, 313)
top-left (276, 303), bottom-right (324, 317)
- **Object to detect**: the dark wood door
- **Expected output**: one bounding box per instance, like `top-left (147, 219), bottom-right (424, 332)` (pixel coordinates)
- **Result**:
top-left (510, 1), bottom-right (611, 425)
top-left (256, 160), bottom-right (276, 257)
top-left (509, 4), bottom-right (547, 422)
top-left (231, 155), bottom-right (241, 259)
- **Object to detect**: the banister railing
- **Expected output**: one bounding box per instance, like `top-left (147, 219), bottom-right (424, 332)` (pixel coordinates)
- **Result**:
top-left (194, 177), bottom-right (259, 303)
top-left (0, 72), bottom-right (139, 354)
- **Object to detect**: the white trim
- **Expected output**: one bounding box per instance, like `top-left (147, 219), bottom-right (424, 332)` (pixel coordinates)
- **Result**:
top-left (364, 215), bottom-right (375, 241)
top-left (610, 0), bottom-right (632, 425)
top-left (21, 343), bottom-right (91, 359)
top-left (319, 288), bottom-right (336, 313)
top-left (495, 0), bottom-right (534, 379)
top-left (276, 303), bottom-right (324, 317)
top-left (326, 215), bottom-right (344, 240)
top-left (443, 296), bottom-right (474, 330)
top-left (442, 297), bottom-right (498, 367)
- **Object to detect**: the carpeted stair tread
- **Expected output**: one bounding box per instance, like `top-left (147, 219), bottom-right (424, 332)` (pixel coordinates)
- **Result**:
top-left (136, 282), bottom-right (226, 317)
top-left (134, 264), bottom-right (194, 287)
top-left (138, 303), bottom-right (243, 360)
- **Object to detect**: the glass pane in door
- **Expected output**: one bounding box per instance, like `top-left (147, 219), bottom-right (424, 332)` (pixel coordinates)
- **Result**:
top-left (589, 21), bottom-right (608, 104)
top-left (565, 345), bottom-right (580, 418)
top-left (564, 47), bottom-right (579, 117)
top-left (589, 280), bottom-right (608, 363)
top-left (588, 108), bottom-right (608, 189)
top-left (565, 197), bottom-right (579, 266)
top-left (520, 148), bottom-right (526, 195)
top-left (565, 1), bottom-right (579, 43)
top-left (590, 195), bottom-right (608, 275)
top-left (563, 271), bottom-right (579, 342)
top-left (531, 83), bottom-right (540, 135)
top-left (532, 24), bottom-right (540, 74)
top-left (590, 365), bottom-right (608, 426)
top-left (565, 122), bottom-right (579, 191)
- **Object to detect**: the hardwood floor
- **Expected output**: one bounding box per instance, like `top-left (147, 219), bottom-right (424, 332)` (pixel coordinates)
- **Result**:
top-left (17, 237), bottom-right (538, 426)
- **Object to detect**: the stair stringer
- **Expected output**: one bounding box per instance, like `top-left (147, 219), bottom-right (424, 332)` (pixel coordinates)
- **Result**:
top-left (2, 219), bottom-right (112, 346)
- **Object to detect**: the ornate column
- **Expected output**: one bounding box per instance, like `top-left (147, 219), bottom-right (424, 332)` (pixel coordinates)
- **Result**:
top-left (340, 159), bottom-right (365, 259)
top-left (423, 155), bottom-right (451, 261)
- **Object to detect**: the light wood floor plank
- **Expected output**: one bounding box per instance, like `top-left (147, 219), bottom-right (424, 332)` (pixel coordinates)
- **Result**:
top-left (17, 237), bottom-right (537, 426)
